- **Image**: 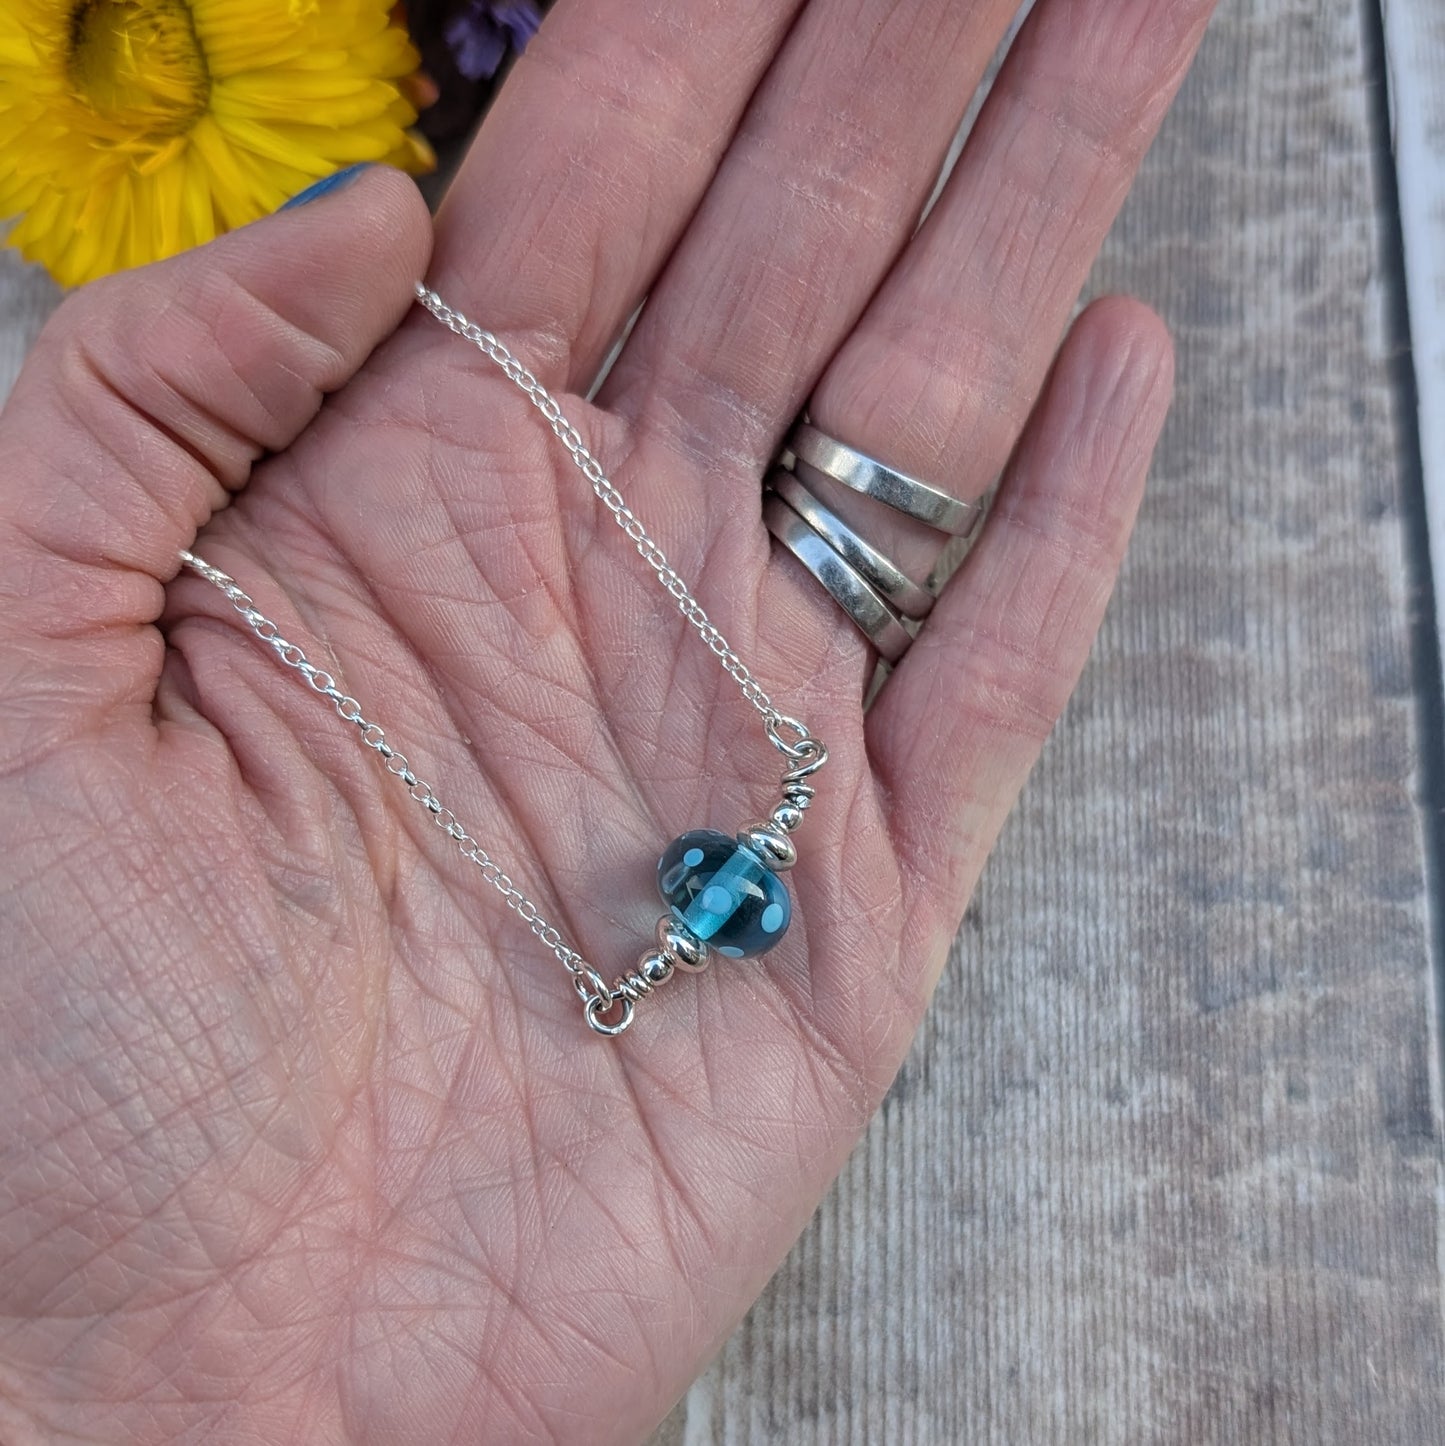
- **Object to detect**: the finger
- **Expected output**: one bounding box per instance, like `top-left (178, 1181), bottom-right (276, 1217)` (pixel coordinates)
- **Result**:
top-left (0, 166), bottom-right (432, 754)
top-left (802, 0), bottom-right (1214, 584)
top-left (866, 297), bottom-right (1174, 962)
top-left (597, 0), bottom-right (1020, 470)
top-left (426, 0), bottom-right (808, 389)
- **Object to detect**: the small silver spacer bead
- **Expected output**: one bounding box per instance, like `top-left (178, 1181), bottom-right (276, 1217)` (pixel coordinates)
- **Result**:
top-left (770, 802), bottom-right (805, 833)
top-left (640, 951), bottom-right (674, 986)
top-left (656, 915), bottom-right (710, 973)
top-left (739, 823), bottom-right (797, 872)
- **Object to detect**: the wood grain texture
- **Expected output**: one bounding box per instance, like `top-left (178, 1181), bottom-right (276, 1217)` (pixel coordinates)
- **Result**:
top-left (1385, 0), bottom-right (1445, 695)
top-left (654, 0), bottom-right (1445, 1440)
top-left (0, 259), bottom-right (58, 401)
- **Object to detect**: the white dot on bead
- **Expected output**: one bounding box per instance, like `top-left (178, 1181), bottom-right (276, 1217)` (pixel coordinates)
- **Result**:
top-left (699, 885), bottom-right (732, 914)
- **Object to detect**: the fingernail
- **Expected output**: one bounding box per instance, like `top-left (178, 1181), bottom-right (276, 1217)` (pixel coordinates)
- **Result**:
top-left (280, 164), bottom-right (371, 212)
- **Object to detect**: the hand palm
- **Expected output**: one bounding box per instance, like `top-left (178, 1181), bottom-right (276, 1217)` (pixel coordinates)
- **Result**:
top-left (7, 311), bottom-right (928, 1442)
top-left (0, 0), bottom-right (1209, 1438)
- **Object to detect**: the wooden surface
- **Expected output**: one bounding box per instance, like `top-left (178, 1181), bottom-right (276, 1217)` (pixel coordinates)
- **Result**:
top-left (2, 1), bottom-right (1441, 1442)
top-left (1386, 0), bottom-right (1445, 693)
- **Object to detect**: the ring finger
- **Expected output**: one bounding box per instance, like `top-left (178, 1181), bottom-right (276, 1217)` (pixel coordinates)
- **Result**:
top-left (790, 0), bottom-right (1215, 598)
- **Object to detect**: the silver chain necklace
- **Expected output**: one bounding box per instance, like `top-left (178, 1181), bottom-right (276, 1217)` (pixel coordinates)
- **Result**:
top-left (180, 283), bottom-right (827, 1037)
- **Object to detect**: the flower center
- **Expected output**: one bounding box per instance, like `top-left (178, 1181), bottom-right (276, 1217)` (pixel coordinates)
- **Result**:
top-left (67, 0), bottom-right (209, 137)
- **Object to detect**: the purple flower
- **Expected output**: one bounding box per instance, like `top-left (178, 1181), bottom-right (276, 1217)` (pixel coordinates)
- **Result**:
top-left (444, 1), bottom-right (543, 82)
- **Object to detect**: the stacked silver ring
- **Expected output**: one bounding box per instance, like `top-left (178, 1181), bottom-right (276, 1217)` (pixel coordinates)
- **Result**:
top-left (764, 421), bottom-right (986, 662)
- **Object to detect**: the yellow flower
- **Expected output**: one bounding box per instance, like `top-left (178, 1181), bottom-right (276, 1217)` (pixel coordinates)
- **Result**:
top-left (0, 0), bottom-right (435, 287)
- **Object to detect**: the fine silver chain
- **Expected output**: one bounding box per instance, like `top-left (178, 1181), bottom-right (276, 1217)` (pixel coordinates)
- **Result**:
top-left (179, 282), bottom-right (822, 1013)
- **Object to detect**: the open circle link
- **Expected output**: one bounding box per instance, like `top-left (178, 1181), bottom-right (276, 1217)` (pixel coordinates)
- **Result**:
top-left (585, 993), bottom-right (636, 1037)
top-left (765, 713), bottom-right (817, 759)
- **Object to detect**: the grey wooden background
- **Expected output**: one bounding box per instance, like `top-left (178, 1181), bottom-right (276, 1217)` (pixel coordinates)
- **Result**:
top-left (1, 0), bottom-right (1440, 1441)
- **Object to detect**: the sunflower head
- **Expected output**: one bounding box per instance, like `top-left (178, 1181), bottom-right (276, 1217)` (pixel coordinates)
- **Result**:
top-left (0, 0), bottom-right (435, 287)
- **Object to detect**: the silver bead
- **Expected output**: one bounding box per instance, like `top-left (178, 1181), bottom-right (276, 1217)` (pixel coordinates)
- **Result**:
top-left (656, 915), bottom-right (710, 973)
top-left (738, 823), bottom-right (797, 872)
top-left (770, 802), bottom-right (804, 833)
top-left (640, 951), bottom-right (674, 986)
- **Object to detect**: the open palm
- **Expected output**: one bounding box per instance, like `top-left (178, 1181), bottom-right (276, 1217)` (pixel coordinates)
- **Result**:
top-left (0, 0), bottom-right (1212, 1440)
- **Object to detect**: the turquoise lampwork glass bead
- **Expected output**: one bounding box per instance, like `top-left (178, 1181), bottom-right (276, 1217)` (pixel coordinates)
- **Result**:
top-left (657, 829), bottom-right (791, 958)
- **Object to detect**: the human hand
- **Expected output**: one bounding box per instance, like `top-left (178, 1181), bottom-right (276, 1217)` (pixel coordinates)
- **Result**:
top-left (0, 0), bottom-right (1213, 1439)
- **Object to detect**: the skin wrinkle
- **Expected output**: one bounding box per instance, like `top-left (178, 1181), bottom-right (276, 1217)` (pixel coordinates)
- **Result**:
top-left (155, 702), bottom-right (364, 965)
top-left (0, 539), bottom-right (152, 639)
top-left (66, 247), bottom-right (370, 527)
top-left (507, 23), bottom-right (704, 371)
top-left (373, 983), bottom-right (810, 1434)
top-left (610, 1064), bottom-right (716, 1266)
top-left (790, 777), bottom-right (920, 1056)
top-left (130, 313), bottom-right (303, 474)
top-left (869, 312), bottom-right (1174, 882)
top-left (733, 110), bottom-right (899, 236)
top-left (78, 334), bottom-right (260, 495)
top-left (557, 430), bottom-right (719, 820)
top-left (57, 1004), bottom-right (290, 1235)
top-left (18, 1096), bottom-right (247, 1325)
top-left (162, 659), bottom-right (346, 880)
top-left (822, 316), bottom-right (1025, 492)
top-left (374, 979), bottom-right (564, 1231)
top-left (618, 497), bottom-right (766, 827)
top-left (180, 594), bottom-right (451, 935)
top-left (412, 1231), bottom-right (581, 1438)
top-left (195, 266), bottom-right (353, 390)
top-left (489, 1263), bottom-right (641, 1391)
top-left (23, 359), bottom-right (220, 571)
top-left (612, 1066), bottom-right (726, 1265)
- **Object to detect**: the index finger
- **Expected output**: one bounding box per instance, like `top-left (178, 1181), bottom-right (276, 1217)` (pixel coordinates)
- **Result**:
top-left (426, 0), bottom-right (806, 391)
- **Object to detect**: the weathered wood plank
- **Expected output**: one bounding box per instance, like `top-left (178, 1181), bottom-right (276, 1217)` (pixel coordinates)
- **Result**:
top-left (659, 0), bottom-right (1445, 1440)
top-left (1384, 0), bottom-right (1445, 693)
top-left (0, 261), bottom-right (57, 401)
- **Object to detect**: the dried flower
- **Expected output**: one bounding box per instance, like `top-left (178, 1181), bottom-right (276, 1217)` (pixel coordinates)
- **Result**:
top-left (0, 0), bottom-right (435, 287)
top-left (444, 0), bottom-right (541, 82)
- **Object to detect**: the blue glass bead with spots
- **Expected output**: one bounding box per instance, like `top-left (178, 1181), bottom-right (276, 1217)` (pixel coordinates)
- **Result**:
top-left (657, 829), bottom-right (791, 958)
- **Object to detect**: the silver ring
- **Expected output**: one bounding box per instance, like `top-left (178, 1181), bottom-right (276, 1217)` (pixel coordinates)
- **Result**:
top-left (788, 422), bottom-right (983, 537)
top-left (764, 493), bottom-right (914, 663)
top-left (768, 470), bottom-right (935, 621)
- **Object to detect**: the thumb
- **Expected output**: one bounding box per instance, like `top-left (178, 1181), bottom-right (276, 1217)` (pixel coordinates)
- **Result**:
top-left (0, 164), bottom-right (431, 748)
